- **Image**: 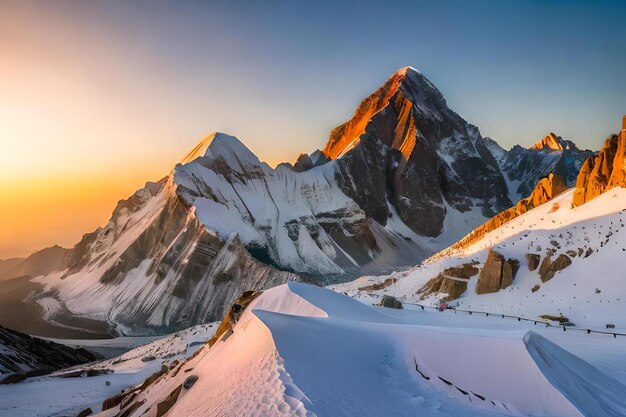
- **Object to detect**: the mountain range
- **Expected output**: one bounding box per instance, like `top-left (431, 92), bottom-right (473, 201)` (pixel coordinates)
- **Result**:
top-left (0, 67), bottom-right (595, 336)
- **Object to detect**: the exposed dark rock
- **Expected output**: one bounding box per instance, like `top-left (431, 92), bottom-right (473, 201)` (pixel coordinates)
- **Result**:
top-left (102, 393), bottom-right (123, 411)
top-left (539, 254), bottom-right (572, 282)
top-left (526, 254), bottom-right (541, 271)
top-left (183, 374), bottom-right (198, 389)
top-left (292, 153), bottom-right (314, 172)
top-left (531, 284), bottom-right (540, 293)
top-left (324, 67), bottom-right (511, 238)
top-left (156, 385), bottom-right (183, 417)
top-left (208, 290), bottom-right (263, 347)
top-left (377, 295), bottom-right (403, 309)
top-left (540, 314), bottom-right (570, 324)
top-left (418, 262), bottom-right (479, 301)
top-left (476, 250), bottom-right (519, 294)
top-left (76, 407), bottom-right (92, 417)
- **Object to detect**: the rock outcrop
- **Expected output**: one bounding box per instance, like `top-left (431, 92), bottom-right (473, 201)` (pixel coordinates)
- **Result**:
top-left (526, 253), bottom-right (541, 271)
top-left (208, 290), bottom-right (262, 347)
top-left (418, 262), bottom-right (479, 302)
top-left (377, 295), bottom-right (403, 309)
top-left (292, 153), bottom-right (314, 172)
top-left (572, 121), bottom-right (626, 207)
top-left (538, 254), bottom-right (572, 282)
top-left (475, 250), bottom-right (520, 295)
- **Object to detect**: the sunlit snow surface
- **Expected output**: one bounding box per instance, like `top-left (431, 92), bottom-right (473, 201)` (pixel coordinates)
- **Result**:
top-left (5, 184), bottom-right (626, 416)
top-left (334, 188), bottom-right (626, 330)
top-left (6, 283), bottom-right (622, 417)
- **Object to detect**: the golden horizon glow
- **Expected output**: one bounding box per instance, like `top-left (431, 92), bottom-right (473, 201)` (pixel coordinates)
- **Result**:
top-left (0, 3), bottom-right (302, 259)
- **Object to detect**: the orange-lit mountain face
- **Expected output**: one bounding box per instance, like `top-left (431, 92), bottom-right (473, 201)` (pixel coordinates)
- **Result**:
top-left (573, 125), bottom-right (626, 207)
top-left (529, 132), bottom-right (563, 151)
top-left (322, 67), bottom-right (416, 160)
top-left (321, 67), bottom-right (514, 237)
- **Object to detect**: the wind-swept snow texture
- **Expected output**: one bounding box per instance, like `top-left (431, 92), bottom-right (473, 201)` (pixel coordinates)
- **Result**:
top-left (90, 283), bottom-right (626, 417)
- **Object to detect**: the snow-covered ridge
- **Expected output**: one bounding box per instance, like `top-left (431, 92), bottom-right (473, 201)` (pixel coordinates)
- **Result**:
top-left (90, 283), bottom-right (626, 417)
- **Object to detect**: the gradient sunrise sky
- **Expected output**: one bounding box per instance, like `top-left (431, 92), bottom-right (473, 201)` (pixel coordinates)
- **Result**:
top-left (1, 0), bottom-right (626, 258)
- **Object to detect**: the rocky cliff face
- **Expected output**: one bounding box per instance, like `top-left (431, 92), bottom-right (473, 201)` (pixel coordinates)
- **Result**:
top-left (572, 126), bottom-right (626, 207)
top-left (475, 250), bottom-right (520, 295)
top-left (174, 132), bottom-right (427, 277)
top-left (31, 172), bottom-right (297, 334)
top-left (321, 67), bottom-right (512, 237)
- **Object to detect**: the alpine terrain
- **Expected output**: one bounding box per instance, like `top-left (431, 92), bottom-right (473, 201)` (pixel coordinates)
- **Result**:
top-left (0, 67), bottom-right (592, 337)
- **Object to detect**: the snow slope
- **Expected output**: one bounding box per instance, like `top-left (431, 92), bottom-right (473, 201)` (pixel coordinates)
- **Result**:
top-left (90, 283), bottom-right (626, 417)
top-left (334, 187), bottom-right (626, 330)
top-left (0, 323), bottom-right (216, 417)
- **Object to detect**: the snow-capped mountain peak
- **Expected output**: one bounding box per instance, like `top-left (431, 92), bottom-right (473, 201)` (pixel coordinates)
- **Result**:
top-left (181, 132), bottom-right (263, 169)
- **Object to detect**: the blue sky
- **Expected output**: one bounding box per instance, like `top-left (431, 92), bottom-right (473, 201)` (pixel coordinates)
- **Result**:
top-left (4, 0), bottom-right (626, 161)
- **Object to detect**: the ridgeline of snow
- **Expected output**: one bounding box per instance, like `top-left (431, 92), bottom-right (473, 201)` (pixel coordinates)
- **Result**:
top-left (83, 283), bottom-right (626, 417)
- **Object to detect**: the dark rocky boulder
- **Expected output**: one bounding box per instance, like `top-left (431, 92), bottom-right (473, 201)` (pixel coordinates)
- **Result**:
top-left (418, 262), bottom-right (479, 301)
top-left (476, 250), bottom-right (520, 294)
top-left (76, 407), bottom-right (92, 417)
top-left (539, 254), bottom-right (572, 282)
top-left (377, 295), bottom-right (403, 309)
top-left (526, 253), bottom-right (541, 271)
